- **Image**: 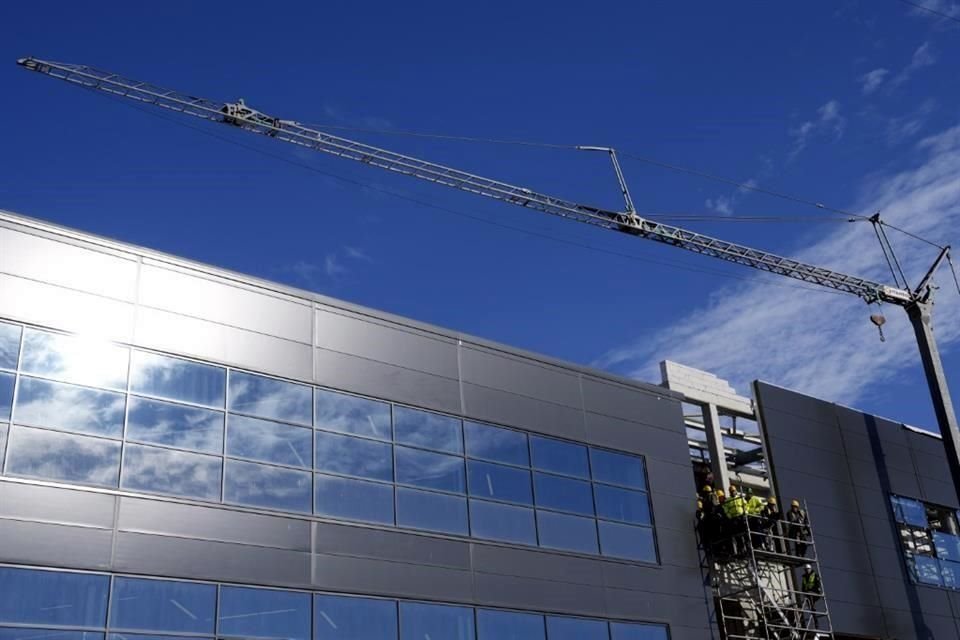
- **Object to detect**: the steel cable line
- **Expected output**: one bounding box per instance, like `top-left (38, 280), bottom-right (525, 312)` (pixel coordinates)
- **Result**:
top-left (895, 0), bottom-right (960, 23)
top-left (82, 88), bottom-right (850, 298)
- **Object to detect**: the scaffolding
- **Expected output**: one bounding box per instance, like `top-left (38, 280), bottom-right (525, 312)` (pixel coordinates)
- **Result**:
top-left (698, 501), bottom-right (835, 639)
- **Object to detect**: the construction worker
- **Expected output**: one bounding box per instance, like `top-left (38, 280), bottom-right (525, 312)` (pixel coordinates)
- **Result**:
top-left (800, 564), bottom-right (822, 629)
top-left (723, 485), bottom-right (748, 554)
top-left (745, 488), bottom-right (767, 549)
top-left (763, 496), bottom-right (784, 553)
top-left (787, 499), bottom-right (810, 557)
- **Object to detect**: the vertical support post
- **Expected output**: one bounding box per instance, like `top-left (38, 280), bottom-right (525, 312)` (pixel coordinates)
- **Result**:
top-left (703, 402), bottom-right (732, 493)
top-left (906, 301), bottom-right (960, 504)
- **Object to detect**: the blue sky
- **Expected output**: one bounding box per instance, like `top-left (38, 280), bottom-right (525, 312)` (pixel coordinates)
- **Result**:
top-left (2, 0), bottom-right (958, 430)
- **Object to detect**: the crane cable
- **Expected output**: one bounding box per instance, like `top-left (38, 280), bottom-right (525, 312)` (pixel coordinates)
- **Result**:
top-left (78, 87), bottom-right (853, 298)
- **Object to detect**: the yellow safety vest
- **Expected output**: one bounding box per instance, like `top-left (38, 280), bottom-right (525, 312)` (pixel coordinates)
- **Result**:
top-left (723, 495), bottom-right (746, 518)
top-left (746, 496), bottom-right (765, 516)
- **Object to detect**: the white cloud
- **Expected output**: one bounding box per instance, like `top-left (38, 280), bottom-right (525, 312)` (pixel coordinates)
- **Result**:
top-left (705, 196), bottom-right (734, 215)
top-left (324, 254), bottom-right (347, 277)
top-left (860, 68), bottom-right (889, 94)
top-left (596, 123), bottom-right (960, 410)
top-left (889, 42), bottom-right (937, 90)
top-left (790, 100), bottom-right (846, 159)
top-left (886, 99), bottom-right (938, 145)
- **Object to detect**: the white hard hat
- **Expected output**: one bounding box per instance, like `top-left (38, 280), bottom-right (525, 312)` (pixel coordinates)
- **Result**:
top-left (804, 564), bottom-right (812, 570)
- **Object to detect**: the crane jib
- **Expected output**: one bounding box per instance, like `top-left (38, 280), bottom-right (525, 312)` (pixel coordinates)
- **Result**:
top-left (15, 56), bottom-right (914, 307)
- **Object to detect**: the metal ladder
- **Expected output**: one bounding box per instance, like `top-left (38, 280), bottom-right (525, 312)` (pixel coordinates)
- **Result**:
top-left (697, 499), bottom-right (836, 639)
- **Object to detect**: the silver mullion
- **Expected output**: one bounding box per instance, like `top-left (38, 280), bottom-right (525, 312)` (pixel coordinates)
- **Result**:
top-left (2, 324), bottom-right (27, 474)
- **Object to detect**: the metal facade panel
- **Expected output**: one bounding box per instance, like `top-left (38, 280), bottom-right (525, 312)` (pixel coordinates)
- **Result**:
top-left (311, 552), bottom-right (474, 602)
top-left (468, 544), bottom-right (606, 586)
top-left (135, 306), bottom-right (313, 380)
top-left (583, 411), bottom-right (689, 462)
top-left (580, 377), bottom-right (680, 428)
top-left (313, 347), bottom-right (462, 415)
top-left (834, 405), bottom-right (909, 445)
top-left (769, 439), bottom-right (851, 484)
top-left (919, 474), bottom-right (959, 508)
top-left (760, 406), bottom-right (844, 452)
top-left (314, 522), bottom-right (471, 569)
top-left (458, 345), bottom-right (582, 408)
top-left (0, 519), bottom-right (113, 570)
top-left (820, 567), bottom-right (881, 607)
top-left (114, 531), bottom-right (312, 586)
top-left (472, 571), bottom-right (606, 617)
top-left (315, 307), bottom-right (458, 379)
top-left (652, 523), bottom-right (701, 570)
top-left (460, 382), bottom-right (585, 441)
top-left (117, 497), bottom-right (311, 551)
top-left (0, 481), bottom-right (115, 528)
top-left (754, 383), bottom-right (836, 425)
top-left (816, 533), bottom-right (875, 574)
top-left (140, 263), bottom-right (312, 343)
top-left (603, 586), bottom-right (711, 628)
top-left (827, 602), bottom-right (887, 638)
top-left (0, 273), bottom-right (135, 342)
top-left (601, 560), bottom-right (704, 596)
top-left (0, 227), bottom-right (138, 301)
top-left (645, 459), bottom-right (698, 501)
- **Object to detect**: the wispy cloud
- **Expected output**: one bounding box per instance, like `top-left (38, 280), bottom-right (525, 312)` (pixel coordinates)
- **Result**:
top-left (902, 0), bottom-right (960, 22)
top-left (596, 123), bottom-right (960, 410)
top-left (704, 170), bottom-right (768, 216)
top-left (282, 246), bottom-right (374, 289)
top-left (789, 100), bottom-right (846, 160)
top-left (889, 42), bottom-right (937, 90)
top-left (885, 99), bottom-right (938, 145)
top-left (859, 68), bottom-right (889, 94)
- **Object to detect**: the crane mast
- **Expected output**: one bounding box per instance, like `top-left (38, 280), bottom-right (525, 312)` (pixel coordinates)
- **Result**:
top-left (16, 56), bottom-right (960, 501)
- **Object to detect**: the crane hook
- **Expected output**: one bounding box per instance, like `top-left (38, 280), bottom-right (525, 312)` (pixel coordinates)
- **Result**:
top-left (870, 312), bottom-right (887, 343)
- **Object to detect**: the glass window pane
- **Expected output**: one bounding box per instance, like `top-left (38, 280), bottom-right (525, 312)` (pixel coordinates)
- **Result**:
top-left (315, 474), bottom-right (394, 525)
top-left (316, 431), bottom-right (393, 481)
top-left (110, 577), bottom-right (216, 634)
top-left (0, 423), bottom-right (7, 470)
top-left (224, 459), bottom-right (312, 513)
top-left (227, 415), bottom-right (311, 468)
top-left (109, 635), bottom-right (191, 640)
top-left (399, 602), bottom-right (474, 640)
top-left (219, 586), bottom-right (310, 640)
top-left (610, 622), bottom-right (669, 640)
top-left (468, 460), bottom-right (532, 505)
top-left (594, 484), bottom-right (651, 525)
top-left (536, 511), bottom-right (598, 554)
top-left (228, 371), bottom-right (312, 426)
top-left (590, 449), bottom-right (646, 489)
top-left (121, 444), bottom-right (221, 501)
top-left (530, 437), bottom-right (588, 478)
top-left (0, 321), bottom-right (21, 370)
top-left (935, 531), bottom-right (960, 562)
top-left (469, 500), bottom-right (536, 545)
top-left (941, 559), bottom-right (960, 590)
top-left (533, 473), bottom-right (594, 515)
top-left (4, 632), bottom-right (103, 640)
top-left (315, 389), bottom-right (391, 440)
top-left (7, 426), bottom-right (120, 487)
top-left (0, 567), bottom-right (108, 626)
top-left (465, 421), bottom-right (529, 467)
top-left (397, 487), bottom-right (468, 535)
top-left (476, 609), bottom-right (544, 640)
top-left (545, 617), bottom-right (607, 640)
top-left (910, 554), bottom-right (943, 586)
top-left (0, 371), bottom-right (14, 421)
top-left (14, 377), bottom-right (125, 438)
top-left (394, 406), bottom-right (462, 454)
top-left (21, 329), bottom-right (128, 390)
top-left (314, 594), bottom-right (397, 640)
top-left (130, 351), bottom-right (225, 408)
top-left (127, 397), bottom-right (223, 454)
top-left (599, 521), bottom-right (657, 562)
top-left (396, 446), bottom-right (465, 493)
top-left (892, 495), bottom-right (928, 528)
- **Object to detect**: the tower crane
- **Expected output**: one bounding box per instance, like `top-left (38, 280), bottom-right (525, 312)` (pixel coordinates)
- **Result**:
top-left (16, 57), bottom-right (959, 499)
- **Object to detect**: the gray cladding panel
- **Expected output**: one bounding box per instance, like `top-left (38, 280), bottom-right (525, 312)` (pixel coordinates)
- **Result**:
top-left (461, 382), bottom-right (585, 441)
top-left (920, 474), bottom-right (959, 508)
top-left (580, 377), bottom-right (681, 428)
top-left (312, 552), bottom-right (474, 602)
top-left (314, 347), bottom-right (462, 415)
top-left (828, 602), bottom-right (887, 638)
top-left (315, 307), bottom-right (458, 379)
top-left (755, 383), bottom-right (836, 426)
top-left (117, 497), bottom-right (311, 551)
top-left (584, 411), bottom-right (689, 463)
top-left (0, 481), bottom-right (115, 528)
top-left (314, 522), bottom-right (471, 569)
top-left (468, 543), bottom-right (605, 586)
top-left (459, 345), bottom-right (581, 408)
top-left (114, 531), bottom-right (311, 586)
top-left (472, 571), bottom-right (606, 617)
top-left (0, 519), bottom-right (113, 570)
top-left (604, 587), bottom-right (711, 629)
top-left (760, 406), bottom-right (844, 453)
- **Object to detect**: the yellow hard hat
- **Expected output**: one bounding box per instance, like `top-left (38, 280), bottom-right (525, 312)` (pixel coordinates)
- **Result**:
top-left (791, 499), bottom-right (801, 508)
top-left (768, 496), bottom-right (777, 504)
top-left (729, 485), bottom-right (738, 494)
top-left (697, 499), bottom-right (704, 509)
top-left (716, 489), bottom-right (725, 498)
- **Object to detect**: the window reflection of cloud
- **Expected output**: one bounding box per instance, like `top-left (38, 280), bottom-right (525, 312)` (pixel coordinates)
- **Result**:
top-left (8, 426), bottom-right (119, 486)
top-left (127, 398), bottom-right (223, 453)
top-left (20, 330), bottom-right (128, 390)
top-left (0, 322), bottom-right (21, 369)
top-left (396, 448), bottom-right (464, 491)
top-left (225, 460), bottom-right (310, 511)
top-left (315, 432), bottom-right (392, 481)
top-left (228, 373), bottom-right (311, 425)
top-left (122, 445), bottom-right (221, 500)
top-left (395, 407), bottom-right (462, 453)
top-left (0, 372), bottom-right (14, 420)
top-left (15, 377), bottom-right (125, 438)
top-left (130, 351), bottom-right (225, 408)
top-left (227, 415), bottom-right (311, 468)
top-left (315, 390), bottom-right (390, 440)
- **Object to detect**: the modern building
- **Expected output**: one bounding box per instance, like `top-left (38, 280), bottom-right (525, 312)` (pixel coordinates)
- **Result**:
top-left (0, 208), bottom-right (957, 639)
